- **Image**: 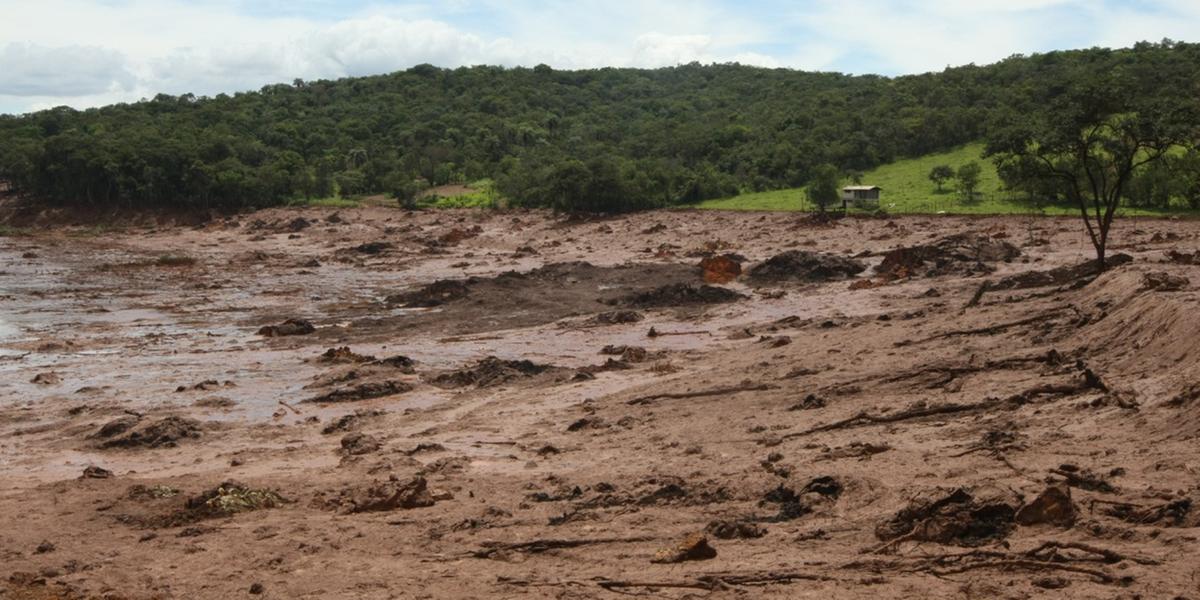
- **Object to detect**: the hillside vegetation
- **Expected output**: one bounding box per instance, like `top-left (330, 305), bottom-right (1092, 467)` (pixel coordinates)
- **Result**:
top-left (698, 144), bottom-right (1193, 216)
top-left (1, 41), bottom-right (1199, 214)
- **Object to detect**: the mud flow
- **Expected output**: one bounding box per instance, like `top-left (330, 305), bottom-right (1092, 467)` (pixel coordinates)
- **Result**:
top-left (3, 208), bottom-right (1200, 598)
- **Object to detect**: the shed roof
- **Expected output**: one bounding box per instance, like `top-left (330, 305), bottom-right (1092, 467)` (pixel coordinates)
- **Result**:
top-left (842, 185), bottom-right (882, 191)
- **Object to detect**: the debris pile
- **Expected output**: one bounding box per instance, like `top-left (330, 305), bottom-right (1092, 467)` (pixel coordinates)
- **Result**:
top-left (257, 318), bottom-right (316, 337)
top-left (620, 283), bottom-right (743, 308)
top-left (96, 416), bottom-right (203, 449)
top-left (747, 250), bottom-right (865, 283)
top-left (876, 233), bottom-right (1020, 279)
top-left (875, 487), bottom-right (1017, 547)
top-left (319, 475), bottom-right (437, 514)
top-left (431, 356), bottom-right (558, 388)
top-left (387, 280), bottom-right (470, 307)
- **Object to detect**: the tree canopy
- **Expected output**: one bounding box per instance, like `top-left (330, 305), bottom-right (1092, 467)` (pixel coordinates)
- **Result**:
top-left (985, 40), bottom-right (1200, 265)
top-left (1, 41), bottom-right (1199, 214)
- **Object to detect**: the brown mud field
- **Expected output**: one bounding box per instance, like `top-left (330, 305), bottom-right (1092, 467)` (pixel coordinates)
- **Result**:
top-left (2, 207), bottom-right (1199, 599)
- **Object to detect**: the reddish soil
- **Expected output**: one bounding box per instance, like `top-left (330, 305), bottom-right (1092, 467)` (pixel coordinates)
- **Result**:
top-left (2, 208), bottom-right (1199, 599)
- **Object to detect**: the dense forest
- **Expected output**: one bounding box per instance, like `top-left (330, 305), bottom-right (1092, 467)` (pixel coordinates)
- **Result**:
top-left (0, 40), bottom-right (1198, 213)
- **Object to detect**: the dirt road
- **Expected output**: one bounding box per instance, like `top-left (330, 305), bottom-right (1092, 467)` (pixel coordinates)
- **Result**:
top-left (2, 208), bottom-right (1198, 598)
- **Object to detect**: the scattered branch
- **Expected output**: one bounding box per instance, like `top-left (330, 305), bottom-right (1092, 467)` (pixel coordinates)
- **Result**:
top-left (896, 311), bottom-right (1064, 347)
top-left (471, 536), bottom-right (653, 559)
top-left (627, 383), bottom-right (777, 406)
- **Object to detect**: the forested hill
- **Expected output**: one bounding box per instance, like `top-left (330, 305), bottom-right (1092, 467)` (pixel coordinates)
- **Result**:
top-left (1, 41), bottom-right (1198, 213)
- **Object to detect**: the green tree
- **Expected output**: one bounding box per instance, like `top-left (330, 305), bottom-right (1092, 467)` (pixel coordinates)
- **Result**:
top-left (987, 43), bottom-right (1200, 267)
top-left (928, 164), bottom-right (954, 192)
top-left (806, 163), bottom-right (841, 213)
top-left (955, 162), bottom-right (982, 201)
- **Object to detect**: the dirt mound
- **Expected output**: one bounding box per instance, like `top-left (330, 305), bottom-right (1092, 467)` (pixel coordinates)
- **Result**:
top-left (1070, 269), bottom-right (1200, 373)
top-left (759, 476), bottom-right (843, 522)
top-left (746, 251), bottom-right (865, 283)
top-left (117, 481), bottom-right (286, 528)
top-left (321, 409), bottom-right (386, 434)
top-left (705, 519), bottom-right (767, 539)
top-left (992, 254), bottom-right (1132, 291)
top-left (387, 280), bottom-right (470, 307)
top-left (98, 416), bottom-right (203, 449)
top-left (317, 347), bottom-right (375, 364)
top-left (591, 310), bottom-right (644, 325)
top-left (371, 261), bottom-right (714, 336)
top-left (340, 432), bottom-right (382, 456)
top-left (182, 481), bottom-right (287, 520)
top-left (257, 318), bottom-right (316, 337)
top-left (430, 357), bottom-right (565, 388)
top-left (620, 283), bottom-right (743, 308)
top-left (318, 475), bottom-right (436, 514)
top-left (876, 233), bottom-right (1020, 279)
top-left (875, 487), bottom-right (1017, 547)
top-left (351, 241), bottom-right (394, 254)
top-left (303, 381), bottom-right (412, 403)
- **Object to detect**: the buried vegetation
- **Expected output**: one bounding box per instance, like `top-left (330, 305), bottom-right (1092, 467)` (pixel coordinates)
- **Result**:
top-left (3, 207), bottom-right (1200, 599)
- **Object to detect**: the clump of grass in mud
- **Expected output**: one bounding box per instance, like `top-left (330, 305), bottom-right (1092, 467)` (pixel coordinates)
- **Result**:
top-left (0, 225), bottom-right (29, 237)
top-left (154, 254), bottom-right (197, 267)
top-left (193, 484), bottom-right (286, 516)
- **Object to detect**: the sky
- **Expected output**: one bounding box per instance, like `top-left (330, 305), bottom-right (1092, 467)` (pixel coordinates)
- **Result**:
top-left (0, 0), bottom-right (1197, 115)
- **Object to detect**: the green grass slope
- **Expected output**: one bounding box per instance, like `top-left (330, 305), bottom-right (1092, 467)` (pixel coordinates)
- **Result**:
top-left (696, 143), bottom-right (1185, 216)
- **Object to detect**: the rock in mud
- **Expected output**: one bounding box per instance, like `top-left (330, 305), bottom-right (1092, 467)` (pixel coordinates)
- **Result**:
top-left (876, 233), bottom-right (1020, 279)
top-left (304, 381), bottom-right (413, 403)
top-left (321, 409), bottom-right (386, 434)
top-left (387, 279), bottom-right (470, 307)
top-left (81, 465), bottom-right (114, 479)
top-left (372, 355), bottom-right (417, 371)
top-left (651, 533), bottom-right (717, 563)
top-left (620, 283), bottom-right (743, 308)
top-left (350, 241), bottom-right (393, 254)
top-left (322, 475), bottom-right (436, 514)
top-left (592, 310), bottom-right (644, 325)
top-left (700, 254), bottom-right (743, 283)
top-left (431, 356), bottom-right (556, 388)
top-left (746, 250), bottom-right (865, 283)
top-left (257, 318), bottom-right (316, 337)
top-left (99, 416), bottom-right (204, 449)
top-left (599, 345), bottom-right (650, 363)
top-left (1015, 485), bottom-right (1077, 528)
top-left (93, 415), bottom-right (141, 439)
top-left (340, 432), bottom-right (382, 456)
top-left (875, 487), bottom-right (1017, 547)
top-left (30, 372), bottom-right (63, 385)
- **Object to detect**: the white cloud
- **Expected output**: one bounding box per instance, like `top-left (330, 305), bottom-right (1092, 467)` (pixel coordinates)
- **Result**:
top-left (0, 43), bottom-right (135, 97)
top-left (0, 0), bottom-right (1196, 114)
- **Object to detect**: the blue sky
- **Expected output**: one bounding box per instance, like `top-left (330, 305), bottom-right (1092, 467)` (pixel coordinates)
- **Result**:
top-left (1, 0), bottom-right (1197, 115)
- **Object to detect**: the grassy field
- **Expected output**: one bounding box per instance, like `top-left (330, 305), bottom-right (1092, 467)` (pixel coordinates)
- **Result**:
top-left (695, 143), bottom-right (1192, 217)
top-left (286, 196), bottom-right (362, 209)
